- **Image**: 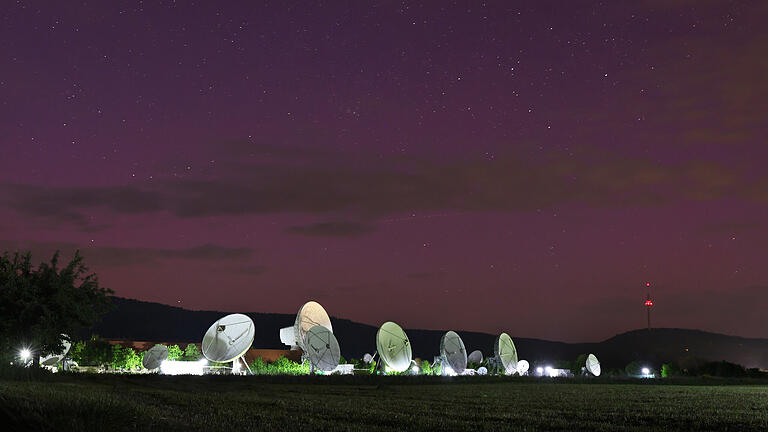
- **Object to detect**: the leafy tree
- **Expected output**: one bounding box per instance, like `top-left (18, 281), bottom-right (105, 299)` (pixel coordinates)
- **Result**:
top-left (70, 335), bottom-right (112, 367)
top-left (249, 357), bottom-right (268, 374)
top-left (0, 251), bottom-right (113, 364)
top-left (183, 344), bottom-right (201, 361)
top-left (661, 363), bottom-right (678, 378)
top-left (124, 348), bottom-right (141, 370)
top-left (572, 354), bottom-right (587, 376)
top-left (111, 344), bottom-right (128, 370)
top-left (421, 360), bottom-right (433, 375)
top-left (625, 360), bottom-right (643, 376)
top-left (167, 344), bottom-right (183, 361)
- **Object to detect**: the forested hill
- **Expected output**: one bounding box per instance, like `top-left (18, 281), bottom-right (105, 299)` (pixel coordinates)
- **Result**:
top-left (92, 297), bottom-right (768, 369)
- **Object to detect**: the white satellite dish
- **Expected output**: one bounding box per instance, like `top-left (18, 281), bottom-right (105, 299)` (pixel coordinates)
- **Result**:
top-left (440, 331), bottom-right (467, 375)
top-left (304, 325), bottom-right (340, 372)
top-left (202, 313), bottom-right (255, 368)
top-left (494, 333), bottom-right (518, 375)
top-left (516, 359), bottom-right (530, 375)
top-left (363, 353), bottom-right (374, 363)
top-left (467, 350), bottom-right (483, 365)
top-left (376, 321), bottom-right (412, 373)
top-left (40, 335), bottom-right (71, 366)
top-left (142, 344), bottom-right (169, 370)
top-left (280, 301), bottom-right (333, 351)
top-left (586, 353), bottom-right (601, 377)
top-left (477, 366), bottom-right (488, 375)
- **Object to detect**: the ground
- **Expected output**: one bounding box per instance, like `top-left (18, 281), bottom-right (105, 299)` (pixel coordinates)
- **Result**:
top-left (1, 374), bottom-right (767, 431)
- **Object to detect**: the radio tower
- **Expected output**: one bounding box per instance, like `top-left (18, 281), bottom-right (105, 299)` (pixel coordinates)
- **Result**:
top-left (644, 282), bottom-right (654, 331)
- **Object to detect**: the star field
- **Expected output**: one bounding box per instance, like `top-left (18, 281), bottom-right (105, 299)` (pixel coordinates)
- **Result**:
top-left (1, 1), bottom-right (767, 341)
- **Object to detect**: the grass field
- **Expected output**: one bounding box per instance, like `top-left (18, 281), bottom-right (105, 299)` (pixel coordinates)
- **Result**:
top-left (1, 374), bottom-right (768, 431)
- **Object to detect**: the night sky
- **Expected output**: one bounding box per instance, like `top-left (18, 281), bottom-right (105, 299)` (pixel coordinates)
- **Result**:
top-left (2, 1), bottom-right (767, 342)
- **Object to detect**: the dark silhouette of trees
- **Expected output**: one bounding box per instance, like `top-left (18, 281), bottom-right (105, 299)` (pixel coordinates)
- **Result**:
top-left (0, 250), bottom-right (113, 364)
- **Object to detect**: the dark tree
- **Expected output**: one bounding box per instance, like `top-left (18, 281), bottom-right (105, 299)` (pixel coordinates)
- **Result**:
top-left (571, 353), bottom-right (587, 376)
top-left (0, 251), bottom-right (113, 364)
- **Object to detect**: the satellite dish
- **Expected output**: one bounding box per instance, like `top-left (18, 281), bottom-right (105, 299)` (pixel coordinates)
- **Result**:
top-left (40, 335), bottom-right (71, 366)
top-left (280, 301), bottom-right (333, 351)
top-left (586, 353), bottom-right (601, 377)
top-left (202, 313), bottom-right (255, 363)
top-left (440, 331), bottom-right (467, 375)
top-left (467, 350), bottom-right (483, 364)
top-left (363, 353), bottom-right (373, 363)
top-left (516, 359), bottom-right (530, 375)
top-left (376, 321), bottom-right (412, 373)
top-left (494, 333), bottom-right (518, 375)
top-left (304, 325), bottom-right (340, 372)
top-left (477, 366), bottom-right (488, 375)
top-left (142, 344), bottom-right (169, 370)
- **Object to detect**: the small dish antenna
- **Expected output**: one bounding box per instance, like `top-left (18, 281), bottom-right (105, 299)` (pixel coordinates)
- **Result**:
top-left (376, 321), bottom-right (412, 373)
top-left (363, 353), bottom-right (374, 363)
top-left (586, 353), bottom-right (601, 377)
top-left (494, 333), bottom-right (518, 375)
top-left (40, 335), bottom-right (71, 366)
top-left (280, 301), bottom-right (333, 351)
top-left (304, 325), bottom-right (340, 372)
top-left (516, 359), bottom-right (530, 375)
top-left (202, 313), bottom-right (255, 373)
top-left (467, 350), bottom-right (483, 365)
top-left (142, 344), bottom-right (169, 370)
top-left (477, 366), bottom-right (488, 375)
top-left (440, 331), bottom-right (467, 375)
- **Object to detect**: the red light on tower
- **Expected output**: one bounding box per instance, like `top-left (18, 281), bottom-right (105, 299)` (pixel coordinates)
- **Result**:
top-left (644, 290), bottom-right (654, 331)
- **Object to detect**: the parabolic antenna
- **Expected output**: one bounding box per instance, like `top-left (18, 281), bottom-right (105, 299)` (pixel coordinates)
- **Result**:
top-left (586, 353), bottom-right (601, 377)
top-left (304, 325), bottom-right (341, 372)
top-left (440, 331), bottom-right (467, 374)
top-left (40, 335), bottom-right (71, 366)
top-left (376, 321), bottom-right (412, 373)
top-left (477, 366), bottom-right (488, 375)
top-left (202, 313), bottom-right (255, 363)
top-left (363, 353), bottom-right (373, 363)
top-left (494, 333), bottom-right (518, 375)
top-left (142, 344), bottom-right (169, 370)
top-left (468, 350), bottom-right (483, 364)
top-left (516, 359), bottom-right (530, 375)
top-left (280, 301), bottom-right (333, 351)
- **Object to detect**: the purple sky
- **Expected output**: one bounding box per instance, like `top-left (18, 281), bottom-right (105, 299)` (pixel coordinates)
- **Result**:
top-left (2, 1), bottom-right (767, 342)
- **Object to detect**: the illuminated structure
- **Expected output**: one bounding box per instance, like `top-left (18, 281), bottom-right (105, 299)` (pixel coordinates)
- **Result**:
top-left (644, 283), bottom-right (654, 331)
top-left (376, 321), bottom-right (412, 373)
top-left (280, 301), bottom-right (333, 351)
top-left (202, 313), bottom-right (255, 374)
top-left (439, 331), bottom-right (467, 375)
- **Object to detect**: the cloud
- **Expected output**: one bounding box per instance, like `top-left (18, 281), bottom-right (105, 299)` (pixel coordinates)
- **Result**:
top-left (285, 221), bottom-right (376, 237)
top-left (0, 240), bottom-right (257, 269)
top-left (0, 147), bottom-right (751, 230)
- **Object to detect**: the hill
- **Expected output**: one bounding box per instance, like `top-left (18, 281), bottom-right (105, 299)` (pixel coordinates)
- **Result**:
top-left (93, 297), bottom-right (768, 369)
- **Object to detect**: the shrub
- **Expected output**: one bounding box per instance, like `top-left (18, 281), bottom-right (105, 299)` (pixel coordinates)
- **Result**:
top-left (183, 344), bottom-right (201, 361)
top-left (167, 345), bottom-right (183, 361)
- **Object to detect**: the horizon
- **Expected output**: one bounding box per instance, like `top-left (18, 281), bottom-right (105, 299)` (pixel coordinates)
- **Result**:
top-left (110, 295), bottom-right (768, 344)
top-left (2, 1), bottom-right (767, 343)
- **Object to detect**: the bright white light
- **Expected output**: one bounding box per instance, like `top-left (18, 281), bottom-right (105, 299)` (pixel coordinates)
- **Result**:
top-left (444, 365), bottom-right (456, 376)
top-left (160, 359), bottom-right (207, 375)
top-left (411, 365), bottom-right (419, 373)
top-left (544, 366), bottom-right (552, 373)
top-left (536, 367), bottom-right (544, 375)
top-left (20, 349), bottom-right (30, 361)
top-left (641, 367), bottom-right (650, 375)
